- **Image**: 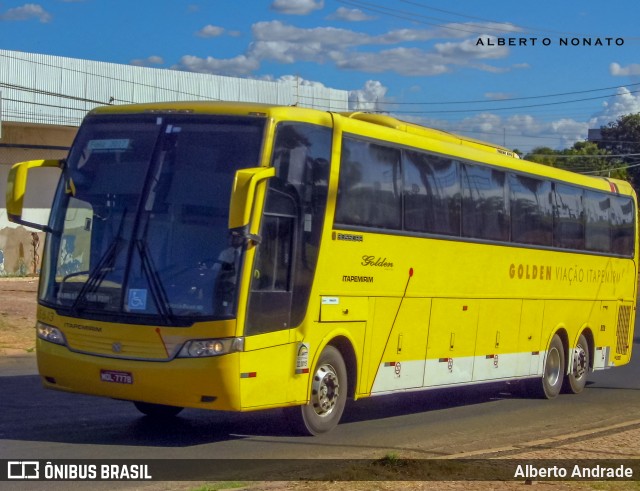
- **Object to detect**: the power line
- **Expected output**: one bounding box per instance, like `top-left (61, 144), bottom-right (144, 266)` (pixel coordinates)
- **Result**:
top-left (377, 88), bottom-right (640, 114)
top-left (581, 159), bottom-right (640, 175)
top-left (295, 81), bottom-right (640, 112)
top-left (335, 0), bottom-right (521, 36)
top-left (0, 51), bottom-right (223, 102)
top-left (337, 0), bottom-right (591, 37)
top-left (527, 153), bottom-right (640, 159)
top-left (0, 82), bottom-right (111, 106)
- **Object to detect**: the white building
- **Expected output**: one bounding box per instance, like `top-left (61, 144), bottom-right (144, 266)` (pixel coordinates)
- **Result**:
top-left (0, 49), bottom-right (349, 275)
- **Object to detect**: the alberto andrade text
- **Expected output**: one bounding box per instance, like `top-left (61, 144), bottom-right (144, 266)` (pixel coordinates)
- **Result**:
top-left (515, 464), bottom-right (634, 479)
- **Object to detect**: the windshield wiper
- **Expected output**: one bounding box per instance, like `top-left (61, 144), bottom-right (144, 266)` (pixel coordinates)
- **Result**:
top-left (135, 239), bottom-right (175, 325)
top-left (70, 208), bottom-right (127, 313)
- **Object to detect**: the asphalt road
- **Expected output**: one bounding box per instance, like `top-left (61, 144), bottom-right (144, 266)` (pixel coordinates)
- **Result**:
top-left (1, 330), bottom-right (639, 487)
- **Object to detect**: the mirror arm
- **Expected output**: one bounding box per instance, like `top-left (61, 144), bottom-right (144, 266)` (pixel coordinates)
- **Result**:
top-left (7, 215), bottom-right (52, 233)
top-left (230, 226), bottom-right (262, 246)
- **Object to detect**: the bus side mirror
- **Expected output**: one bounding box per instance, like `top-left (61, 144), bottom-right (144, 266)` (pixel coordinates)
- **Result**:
top-left (6, 159), bottom-right (61, 232)
top-left (228, 167), bottom-right (276, 241)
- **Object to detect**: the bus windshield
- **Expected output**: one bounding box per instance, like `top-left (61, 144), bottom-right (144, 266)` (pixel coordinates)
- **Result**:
top-left (39, 114), bottom-right (266, 325)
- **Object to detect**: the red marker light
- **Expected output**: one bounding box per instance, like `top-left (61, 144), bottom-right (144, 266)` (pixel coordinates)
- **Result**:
top-left (409, 268), bottom-right (414, 277)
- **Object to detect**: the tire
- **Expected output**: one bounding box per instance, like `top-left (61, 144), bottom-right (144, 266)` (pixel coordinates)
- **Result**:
top-left (562, 334), bottom-right (590, 394)
top-left (539, 334), bottom-right (565, 399)
top-left (133, 401), bottom-right (184, 418)
top-left (289, 345), bottom-right (348, 436)
top-left (524, 334), bottom-right (565, 399)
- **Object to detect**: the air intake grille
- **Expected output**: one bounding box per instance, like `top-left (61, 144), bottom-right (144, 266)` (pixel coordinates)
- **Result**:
top-left (616, 304), bottom-right (632, 355)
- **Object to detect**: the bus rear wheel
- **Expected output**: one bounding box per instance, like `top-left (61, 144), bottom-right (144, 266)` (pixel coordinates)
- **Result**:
top-left (133, 401), bottom-right (184, 418)
top-left (290, 345), bottom-right (348, 436)
top-left (563, 334), bottom-right (590, 394)
top-left (522, 334), bottom-right (565, 399)
top-left (538, 334), bottom-right (565, 399)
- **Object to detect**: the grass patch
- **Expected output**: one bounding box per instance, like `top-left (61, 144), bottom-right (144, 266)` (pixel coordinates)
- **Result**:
top-left (190, 482), bottom-right (247, 491)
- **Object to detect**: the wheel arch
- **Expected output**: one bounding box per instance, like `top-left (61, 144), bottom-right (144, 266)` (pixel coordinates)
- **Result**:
top-left (326, 336), bottom-right (358, 399)
top-left (548, 326), bottom-right (570, 374)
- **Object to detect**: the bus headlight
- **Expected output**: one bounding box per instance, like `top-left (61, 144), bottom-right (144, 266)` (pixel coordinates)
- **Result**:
top-left (178, 337), bottom-right (244, 358)
top-left (36, 321), bottom-right (67, 346)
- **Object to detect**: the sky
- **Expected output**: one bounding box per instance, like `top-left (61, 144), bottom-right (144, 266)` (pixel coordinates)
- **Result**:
top-left (1, 0), bottom-right (640, 153)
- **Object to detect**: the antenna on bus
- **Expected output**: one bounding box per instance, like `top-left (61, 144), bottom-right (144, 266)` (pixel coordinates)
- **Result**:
top-left (373, 268), bottom-right (414, 383)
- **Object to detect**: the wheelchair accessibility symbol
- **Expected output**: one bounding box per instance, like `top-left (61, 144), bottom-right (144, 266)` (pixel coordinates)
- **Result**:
top-left (128, 289), bottom-right (148, 311)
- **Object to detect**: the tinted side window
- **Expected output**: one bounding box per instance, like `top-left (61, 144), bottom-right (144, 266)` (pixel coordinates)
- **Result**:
top-left (611, 196), bottom-right (635, 256)
top-left (461, 164), bottom-right (509, 241)
top-left (246, 122), bottom-right (332, 334)
top-left (585, 190), bottom-right (611, 252)
top-left (510, 174), bottom-right (553, 246)
top-left (554, 184), bottom-right (584, 250)
top-left (403, 151), bottom-right (461, 236)
top-left (335, 138), bottom-right (402, 230)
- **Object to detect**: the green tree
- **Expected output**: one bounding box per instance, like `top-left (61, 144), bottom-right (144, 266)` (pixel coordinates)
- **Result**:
top-left (525, 146), bottom-right (559, 167)
top-left (525, 141), bottom-right (627, 180)
top-left (598, 113), bottom-right (640, 188)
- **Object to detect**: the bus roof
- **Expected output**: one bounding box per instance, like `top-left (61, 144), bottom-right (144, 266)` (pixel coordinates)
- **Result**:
top-left (340, 112), bottom-right (519, 158)
top-left (88, 101), bottom-right (635, 198)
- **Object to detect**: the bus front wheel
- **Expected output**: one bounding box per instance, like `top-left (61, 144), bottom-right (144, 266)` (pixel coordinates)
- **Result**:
top-left (563, 334), bottom-right (590, 394)
top-left (133, 401), bottom-right (184, 418)
top-left (290, 345), bottom-right (348, 435)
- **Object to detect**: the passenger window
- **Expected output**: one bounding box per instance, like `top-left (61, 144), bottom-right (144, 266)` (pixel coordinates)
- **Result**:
top-left (510, 174), bottom-right (553, 246)
top-left (335, 138), bottom-right (402, 230)
top-left (584, 191), bottom-right (611, 253)
top-left (554, 184), bottom-right (584, 250)
top-left (611, 196), bottom-right (635, 256)
top-left (403, 151), bottom-right (461, 236)
top-left (461, 164), bottom-right (509, 241)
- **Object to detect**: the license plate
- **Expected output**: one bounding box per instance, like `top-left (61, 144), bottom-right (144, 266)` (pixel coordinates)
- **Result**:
top-left (100, 370), bottom-right (133, 384)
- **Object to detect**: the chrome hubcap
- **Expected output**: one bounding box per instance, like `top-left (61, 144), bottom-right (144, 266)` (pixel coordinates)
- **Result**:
top-left (311, 364), bottom-right (340, 417)
top-left (573, 345), bottom-right (587, 379)
top-left (546, 347), bottom-right (561, 386)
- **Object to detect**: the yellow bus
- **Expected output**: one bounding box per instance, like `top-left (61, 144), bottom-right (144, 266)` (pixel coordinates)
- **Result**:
top-left (6, 102), bottom-right (637, 435)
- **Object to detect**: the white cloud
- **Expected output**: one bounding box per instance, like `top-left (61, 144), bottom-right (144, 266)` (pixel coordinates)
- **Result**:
top-left (591, 87), bottom-right (640, 128)
top-left (459, 113), bottom-right (503, 134)
top-left (327, 7), bottom-right (374, 22)
top-left (349, 80), bottom-right (389, 111)
top-left (610, 62), bottom-right (640, 77)
top-left (175, 54), bottom-right (260, 77)
top-left (276, 74), bottom-right (329, 89)
top-left (332, 37), bottom-right (512, 77)
top-left (196, 25), bottom-right (225, 38)
top-left (0, 3), bottom-right (51, 23)
top-left (485, 92), bottom-right (514, 100)
top-left (130, 56), bottom-right (165, 67)
top-left (252, 20), bottom-right (368, 45)
top-left (333, 47), bottom-right (451, 76)
top-left (548, 118), bottom-right (590, 148)
top-left (174, 20), bottom-right (523, 78)
top-left (435, 89), bottom-right (640, 151)
top-left (270, 0), bottom-right (324, 15)
top-left (435, 37), bottom-right (508, 61)
top-left (427, 112), bottom-right (587, 151)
